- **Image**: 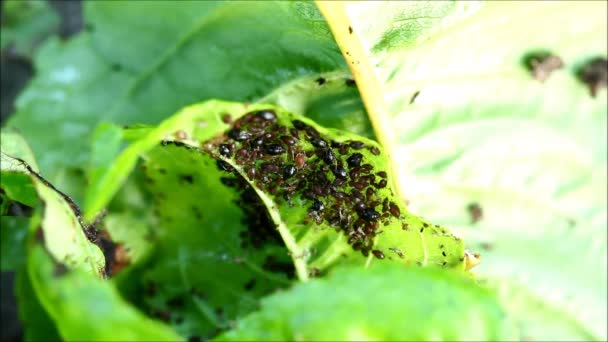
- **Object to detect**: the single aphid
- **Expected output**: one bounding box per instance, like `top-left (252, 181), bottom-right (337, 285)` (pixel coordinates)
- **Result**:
top-left (346, 153), bottom-right (363, 168)
top-left (524, 51), bottom-right (564, 82)
top-left (578, 57), bottom-right (607, 97)
top-left (371, 249), bottom-right (385, 259)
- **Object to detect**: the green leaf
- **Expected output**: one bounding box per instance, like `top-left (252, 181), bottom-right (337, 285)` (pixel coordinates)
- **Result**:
top-left (0, 0), bottom-right (59, 56)
top-left (216, 264), bottom-right (516, 341)
top-left (15, 266), bottom-right (61, 342)
top-left (27, 244), bottom-right (183, 341)
top-left (7, 0), bottom-right (346, 188)
top-left (489, 280), bottom-right (600, 341)
top-left (320, 1), bottom-right (607, 339)
top-left (1, 217), bottom-right (28, 271)
top-left (1, 133), bottom-right (105, 276)
top-left (83, 99), bottom-right (466, 339)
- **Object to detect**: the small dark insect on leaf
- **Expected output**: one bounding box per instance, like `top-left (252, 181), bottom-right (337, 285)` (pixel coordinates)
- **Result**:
top-left (280, 135), bottom-right (297, 145)
top-left (283, 165), bottom-right (297, 179)
top-left (577, 57), bottom-right (607, 97)
top-left (295, 153), bottom-right (306, 168)
top-left (360, 208), bottom-right (380, 221)
top-left (321, 148), bottom-right (336, 164)
top-left (348, 26), bottom-right (353, 34)
top-left (331, 166), bottom-right (348, 178)
top-left (255, 109), bottom-right (277, 121)
top-left (372, 250), bottom-right (385, 259)
top-left (216, 160), bottom-right (233, 172)
top-left (523, 51), bottom-right (564, 82)
top-left (310, 137), bottom-right (328, 148)
top-left (467, 202), bottom-right (483, 223)
top-left (264, 144), bottom-right (285, 155)
top-left (389, 202), bottom-right (400, 218)
top-left (346, 153), bottom-right (363, 167)
top-left (345, 78), bottom-right (356, 87)
top-left (218, 144), bottom-right (231, 157)
top-left (292, 120), bottom-right (307, 130)
top-left (349, 141), bottom-right (365, 150)
top-left (311, 199), bottom-right (325, 212)
top-left (228, 128), bottom-right (252, 141)
top-left (376, 179), bottom-right (387, 189)
top-left (409, 90), bottom-right (420, 104)
top-left (369, 146), bottom-right (380, 155)
top-left (315, 77), bottom-right (326, 85)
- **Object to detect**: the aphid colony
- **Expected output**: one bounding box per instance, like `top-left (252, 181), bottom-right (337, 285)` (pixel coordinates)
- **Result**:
top-left (205, 109), bottom-right (402, 258)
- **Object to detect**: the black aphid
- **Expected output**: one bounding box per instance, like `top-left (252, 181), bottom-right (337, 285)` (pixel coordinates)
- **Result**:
top-left (578, 57), bottom-right (607, 97)
top-left (256, 109), bottom-right (277, 121)
top-left (316, 77), bottom-right (326, 85)
top-left (311, 199), bottom-right (325, 212)
top-left (216, 160), bottom-right (233, 172)
top-left (349, 141), bottom-right (365, 149)
top-left (228, 128), bottom-right (252, 141)
top-left (370, 147), bottom-right (380, 155)
top-left (218, 144), bottom-right (231, 157)
top-left (371, 250), bottom-right (385, 259)
top-left (331, 166), bottom-right (348, 178)
top-left (264, 144), bottom-right (285, 155)
top-left (360, 208), bottom-right (380, 221)
top-left (292, 120), bottom-right (307, 130)
top-left (320, 149), bottom-right (336, 164)
top-left (346, 153), bottom-right (363, 167)
top-left (283, 165), bottom-right (297, 179)
top-left (376, 179), bottom-right (387, 188)
top-left (310, 137), bottom-right (328, 148)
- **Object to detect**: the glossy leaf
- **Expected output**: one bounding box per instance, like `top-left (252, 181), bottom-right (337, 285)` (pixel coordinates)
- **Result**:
top-left (216, 264), bottom-right (516, 341)
top-left (319, 1), bottom-right (607, 339)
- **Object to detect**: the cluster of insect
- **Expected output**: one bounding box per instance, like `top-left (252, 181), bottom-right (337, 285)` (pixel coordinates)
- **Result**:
top-left (205, 109), bottom-right (404, 259)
